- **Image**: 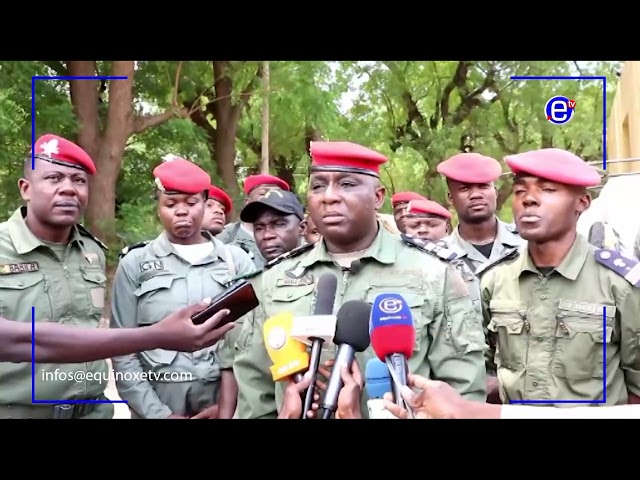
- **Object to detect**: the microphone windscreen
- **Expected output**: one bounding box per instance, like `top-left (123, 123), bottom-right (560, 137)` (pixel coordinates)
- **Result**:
top-left (369, 293), bottom-right (415, 361)
top-left (334, 300), bottom-right (371, 352)
top-left (365, 357), bottom-right (391, 399)
top-left (313, 273), bottom-right (338, 315)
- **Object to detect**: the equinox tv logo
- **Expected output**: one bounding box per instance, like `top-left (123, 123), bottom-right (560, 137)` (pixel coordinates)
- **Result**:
top-left (545, 96), bottom-right (576, 125)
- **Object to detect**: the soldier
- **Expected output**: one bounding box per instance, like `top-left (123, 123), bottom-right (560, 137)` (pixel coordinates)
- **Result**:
top-left (239, 189), bottom-right (306, 262)
top-left (216, 174), bottom-right (290, 269)
top-left (225, 140), bottom-right (487, 419)
top-left (202, 185), bottom-right (233, 236)
top-left (1, 300), bottom-right (233, 363)
top-left (110, 158), bottom-right (255, 419)
top-left (403, 199), bottom-right (452, 242)
top-left (0, 133), bottom-right (114, 419)
top-left (391, 191), bottom-right (427, 233)
top-left (481, 148), bottom-right (640, 405)
top-left (438, 152), bottom-right (524, 271)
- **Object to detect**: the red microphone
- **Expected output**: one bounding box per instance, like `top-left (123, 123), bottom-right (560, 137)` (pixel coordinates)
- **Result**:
top-left (369, 293), bottom-right (415, 412)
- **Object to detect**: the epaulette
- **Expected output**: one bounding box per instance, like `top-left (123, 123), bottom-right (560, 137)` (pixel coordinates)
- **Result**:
top-left (77, 224), bottom-right (108, 250)
top-left (401, 234), bottom-right (458, 262)
top-left (595, 248), bottom-right (640, 287)
top-left (263, 241), bottom-right (315, 270)
top-left (475, 247), bottom-right (520, 277)
top-left (119, 240), bottom-right (151, 259)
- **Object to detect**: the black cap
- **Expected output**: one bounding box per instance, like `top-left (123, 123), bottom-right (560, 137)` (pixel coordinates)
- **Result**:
top-left (240, 189), bottom-right (305, 223)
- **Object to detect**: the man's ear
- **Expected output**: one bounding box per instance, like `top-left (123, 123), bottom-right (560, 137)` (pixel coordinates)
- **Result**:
top-left (299, 219), bottom-right (307, 237)
top-left (577, 192), bottom-right (591, 214)
top-left (17, 178), bottom-right (30, 202)
top-left (374, 185), bottom-right (386, 210)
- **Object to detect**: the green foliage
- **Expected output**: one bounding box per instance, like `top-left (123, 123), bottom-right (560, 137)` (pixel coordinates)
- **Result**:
top-left (0, 60), bottom-right (623, 264)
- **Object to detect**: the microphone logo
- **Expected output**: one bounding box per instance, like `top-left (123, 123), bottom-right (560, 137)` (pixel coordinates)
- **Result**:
top-left (379, 297), bottom-right (404, 315)
top-left (267, 327), bottom-right (287, 350)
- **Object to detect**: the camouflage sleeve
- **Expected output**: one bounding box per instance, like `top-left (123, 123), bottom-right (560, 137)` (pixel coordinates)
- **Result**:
top-left (619, 286), bottom-right (640, 396)
top-left (480, 269), bottom-right (497, 374)
top-left (231, 275), bottom-right (278, 419)
top-left (427, 263), bottom-right (487, 402)
top-left (109, 259), bottom-right (172, 419)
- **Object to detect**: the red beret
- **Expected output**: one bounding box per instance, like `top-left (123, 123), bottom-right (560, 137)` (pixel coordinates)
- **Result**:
top-left (207, 186), bottom-right (233, 213)
top-left (406, 199), bottom-right (452, 219)
top-left (437, 153), bottom-right (502, 184)
top-left (243, 175), bottom-right (290, 195)
top-left (504, 148), bottom-right (601, 187)
top-left (32, 134), bottom-right (96, 175)
top-left (310, 141), bottom-right (387, 178)
top-left (153, 158), bottom-right (211, 195)
top-left (391, 191), bottom-right (426, 206)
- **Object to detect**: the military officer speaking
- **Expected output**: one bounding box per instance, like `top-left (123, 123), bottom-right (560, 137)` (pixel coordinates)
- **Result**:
top-left (0, 134), bottom-right (113, 419)
top-left (111, 158), bottom-right (255, 419)
top-left (481, 148), bottom-right (640, 405)
top-left (225, 140), bottom-right (487, 419)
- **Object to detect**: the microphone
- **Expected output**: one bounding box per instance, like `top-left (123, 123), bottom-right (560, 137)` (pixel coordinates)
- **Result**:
top-left (369, 293), bottom-right (415, 415)
top-left (365, 358), bottom-right (397, 419)
top-left (289, 273), bottom-right (338, 418)
top-left (263, 312), bottom-right (310, 383)
top-left (320, 300), bottom-right (372, 419)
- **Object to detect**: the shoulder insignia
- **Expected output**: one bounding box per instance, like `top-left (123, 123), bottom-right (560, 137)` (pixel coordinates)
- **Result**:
top-left (76, 224), bottom-right (108, 250)
top-left (401, 233), bottom-right (457, 262)
top-left (595, 248), bottom-right (640, 287)
top-left (264, 241), bottom-right (315, 270)
top-left (475, 247), bottom-right (520, 277)
top-left (119, 240), bottom-right (151, 259)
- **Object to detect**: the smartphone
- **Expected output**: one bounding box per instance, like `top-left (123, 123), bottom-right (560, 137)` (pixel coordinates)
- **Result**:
top-left (190, 280), bottom-right (259, 326)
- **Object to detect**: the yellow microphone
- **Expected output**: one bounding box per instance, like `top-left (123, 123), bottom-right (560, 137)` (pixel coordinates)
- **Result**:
top-left (263, 312), bottom-right (310, 382)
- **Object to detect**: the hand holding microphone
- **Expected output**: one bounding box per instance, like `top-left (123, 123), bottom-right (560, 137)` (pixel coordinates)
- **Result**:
top-left (370, 293), bottom-right (416, 417)
top-left (320, 300), bottom-right (371, 419)
top-left (278, 372), bottom-right (322, 419)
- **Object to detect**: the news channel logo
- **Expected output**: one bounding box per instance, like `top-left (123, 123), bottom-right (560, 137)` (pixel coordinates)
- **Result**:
top-left (545, 96), bottom-right (576, 125)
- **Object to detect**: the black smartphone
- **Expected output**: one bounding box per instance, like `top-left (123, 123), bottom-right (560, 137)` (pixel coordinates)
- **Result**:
top-left (190, 280), bottom-right (259, 326)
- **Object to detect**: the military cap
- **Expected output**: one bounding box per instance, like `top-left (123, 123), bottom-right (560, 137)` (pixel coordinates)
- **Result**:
top-left (240, 189), bottom-right (305, 223)
top-left (391, 191), bottom-right (426, 206)
top-left (32, 133), bottom-right (96, 175)
top-left (243, 175), bottom-right (290, 195)
top-left (406, 199), bottom-right (452, 219)
top-left (504, 148), bottom-right (601, 187)
top-left (437, 152), bottom-right (502, 184)
top-left (153, 158), bottom-right (211, 194)
top-left (208, 186), bottom-right (233, 212)
top-left (309, 141), bottom-right (387, 178)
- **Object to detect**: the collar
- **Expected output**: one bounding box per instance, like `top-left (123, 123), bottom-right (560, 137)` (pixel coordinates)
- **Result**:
top-left (515, 234), bottom-right (589, 280)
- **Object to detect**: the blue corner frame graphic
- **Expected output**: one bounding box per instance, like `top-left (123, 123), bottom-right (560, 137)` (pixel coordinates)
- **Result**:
top-left (508, 75), bottom-right (608, 405)
top-left (31, 75), bottom-right (128, 406)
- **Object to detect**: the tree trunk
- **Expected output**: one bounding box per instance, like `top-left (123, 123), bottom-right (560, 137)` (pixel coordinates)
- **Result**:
top-left (261, 61), bottom-right (270, 174)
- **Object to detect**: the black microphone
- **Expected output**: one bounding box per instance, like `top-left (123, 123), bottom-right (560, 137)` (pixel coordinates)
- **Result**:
top-left (300, 273), bottom-right (338, 418)
top-left (320, 300), bottom-right (372, 419)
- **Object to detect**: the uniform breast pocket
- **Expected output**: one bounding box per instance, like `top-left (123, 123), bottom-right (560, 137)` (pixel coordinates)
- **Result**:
top-left (81, 267), bottom-right (108, 318)
top-left (134, 273), bottom-right (183, 325)
top-left (0, 273), bottom-right (54, 321)
top-left (270, 284), bottom-right (316, 314)
top-left (364, 283), bottom-right (426, 353)
top-left (487, 299), bottom-right (529, 371)
top-left (553, 307), bottom-right (612, 380)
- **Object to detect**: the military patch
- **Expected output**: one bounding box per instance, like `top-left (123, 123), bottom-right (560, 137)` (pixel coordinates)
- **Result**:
top-left (0, 262), bottom-right (39, 275)
top-left (263, 241), bottom-right (315, 270)
top-left (77, 224), bottom-right (108, 250)
top-left (475, 247), bottom-right (520, 277)
top-left (140, 260), bottom-right (164, 272)
top-left (557, 299), bottom-right (616, 318)
top-left (595, 248), bottom-right (640, 287)
top-left (448, 266), bottom-right (469, 297)
top-left (285, 264), bottom-right (307, 279)
top-left (276, 274), bottom-right (314, 287)
top-left (451, 258), bottom-right (476, 282)
top-left (401, 233), bottom-right (457, 262)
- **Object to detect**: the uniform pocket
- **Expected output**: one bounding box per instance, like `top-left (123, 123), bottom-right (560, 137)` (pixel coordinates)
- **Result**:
top-left (553, 308), bottom-right (612, 380)
top-left (0, 273), bottom-right (55, 321)
top-left (487, 300), bottom-right (529, 370)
